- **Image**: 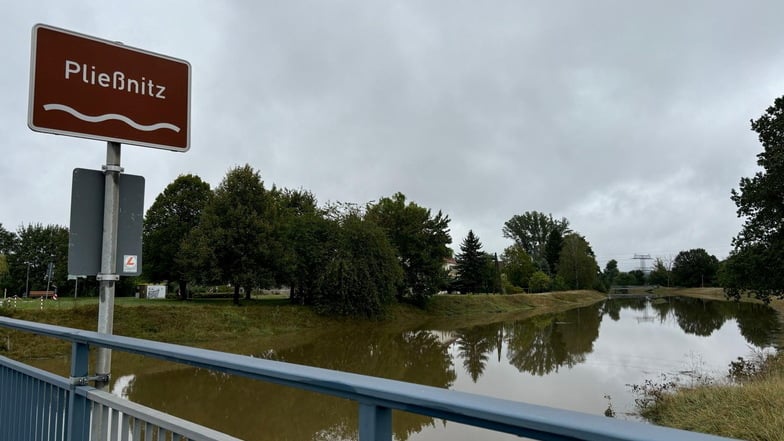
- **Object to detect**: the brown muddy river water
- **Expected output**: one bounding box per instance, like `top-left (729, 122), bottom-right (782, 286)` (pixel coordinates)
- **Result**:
top-left (50, 297), bottom-right (783, 440)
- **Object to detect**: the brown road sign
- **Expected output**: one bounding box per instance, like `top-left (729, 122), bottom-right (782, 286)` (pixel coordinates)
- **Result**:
top-left (28, 24), bottom-right (191, 152)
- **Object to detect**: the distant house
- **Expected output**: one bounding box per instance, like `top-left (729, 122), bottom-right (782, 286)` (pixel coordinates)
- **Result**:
top-left (443, 258), bottom-right (457, 278)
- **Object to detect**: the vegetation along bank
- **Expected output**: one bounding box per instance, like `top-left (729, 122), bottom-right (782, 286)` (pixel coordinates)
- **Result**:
top-left (0, 290), bottom-right (606, 360)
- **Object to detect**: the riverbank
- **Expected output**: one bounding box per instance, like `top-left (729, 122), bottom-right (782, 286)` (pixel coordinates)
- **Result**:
top-left (0, 290), bottom-right (606, 360)
top-left (638, 286), bottom-right (784, 440)
top-left (653, 286), bottom-right (784, 312)
top-left (640, 351), bottom-right (784, 441)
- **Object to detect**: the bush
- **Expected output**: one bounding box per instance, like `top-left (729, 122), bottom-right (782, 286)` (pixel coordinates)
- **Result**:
top-left (501, 277), bottom-right (525, 294)
top-left (550, 275), bottom-right (568, 292)
top-left (592, 279), bottom-right (608, 293)
top-left (729, 356), bottom-right (759, 382)
top-left (529, 271), bottom-right (551, 293)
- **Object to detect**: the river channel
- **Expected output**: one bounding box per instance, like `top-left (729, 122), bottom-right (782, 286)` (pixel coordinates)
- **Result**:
top-left (99, 297), bottom-right (780, 440)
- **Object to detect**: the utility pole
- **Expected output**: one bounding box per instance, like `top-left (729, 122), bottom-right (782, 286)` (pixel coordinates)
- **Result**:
top-left (494, 253), bottom-right (503, 294)
top-left (45, 260), bottom-right (54, 299)
top-left (25, 262), bottom-right (30, 298)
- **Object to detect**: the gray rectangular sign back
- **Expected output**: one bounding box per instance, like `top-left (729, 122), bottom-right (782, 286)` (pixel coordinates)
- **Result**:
top-left (68, 168), bottom-right (144, 276)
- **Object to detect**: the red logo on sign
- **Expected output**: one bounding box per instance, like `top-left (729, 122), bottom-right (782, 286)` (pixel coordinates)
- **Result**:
top-left (28, 24), bottom-right (191, 152)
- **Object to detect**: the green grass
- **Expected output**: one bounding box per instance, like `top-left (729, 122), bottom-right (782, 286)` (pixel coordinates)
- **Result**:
top-left (0, 290), bottom-right (606, 359)
top-left (424, 290), bottom-right (605, 315)
top-left (0, 294), bottom-right (291, 310)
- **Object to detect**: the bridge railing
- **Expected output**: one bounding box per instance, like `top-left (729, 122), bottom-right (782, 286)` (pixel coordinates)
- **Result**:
top-left (85, 388), bottom-right (241, 441)
top-left (0, 315), bottom-right (737, 441)
top-left (0, 355), bottom-right (70, 441)
top-left (0, 342), bottom-right (240, 441)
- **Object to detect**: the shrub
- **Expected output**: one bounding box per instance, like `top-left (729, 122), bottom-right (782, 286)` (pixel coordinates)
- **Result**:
top-left (529, 271), bottom-right (551, 293)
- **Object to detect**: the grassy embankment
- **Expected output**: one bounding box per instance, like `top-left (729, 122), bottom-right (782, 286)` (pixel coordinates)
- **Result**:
top-left (639, 287), bottom-right (784, 440)
top-left (0, 290), bottom-right (605, 360)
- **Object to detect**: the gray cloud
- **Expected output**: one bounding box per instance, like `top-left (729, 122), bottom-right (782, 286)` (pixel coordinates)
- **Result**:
top-left (3, 0), bottom-right (783, 272)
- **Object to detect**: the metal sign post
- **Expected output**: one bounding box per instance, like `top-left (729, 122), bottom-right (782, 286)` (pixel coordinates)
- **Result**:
top-left (95, 142), bottom-right (121, 390)
top-left (67, 275), bottom-right (86, 299)
top-left (28, 23), bottom-right (191, 395)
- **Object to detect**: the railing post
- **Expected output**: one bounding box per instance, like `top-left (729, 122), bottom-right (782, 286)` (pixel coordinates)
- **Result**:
top-left (67, 342), bottom-right (90, 441)
top-left (358, 403), bottom-right (391, 441)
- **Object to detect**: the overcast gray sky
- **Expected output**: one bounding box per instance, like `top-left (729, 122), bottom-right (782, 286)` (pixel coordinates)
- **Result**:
top-left (3, 1), bottom-right (783, 272)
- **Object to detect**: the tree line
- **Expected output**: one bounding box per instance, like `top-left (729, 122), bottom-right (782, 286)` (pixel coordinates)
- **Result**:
top-left (598, 249), bottom-right (720, 290)
top-left (3, 94), bottom-right (783, 313)
top-left (0, 171), bottom-right (732, 317)
top-left (146, 169), bottom-right (612, 309)
top-left (0, 166), bottom-right (605, 315)
top-left (142, 166), bottom-right (451, 315)
top-left (454, 211), bottom-right (602, 294)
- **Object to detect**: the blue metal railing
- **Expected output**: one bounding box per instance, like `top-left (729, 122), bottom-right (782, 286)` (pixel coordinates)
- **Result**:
top-left (0, 356), bottom-right (70, 440)
top-left (0, 331), bottom-right (238, 441)
top-left (0, 316), bottom-right (738, 441)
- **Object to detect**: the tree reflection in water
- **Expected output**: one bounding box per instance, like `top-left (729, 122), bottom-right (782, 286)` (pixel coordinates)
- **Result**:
top-left (452, 297), bottom-right (779, 381)
top-left (500, 303), bottom-right (602, 377)
top-left (454, 324), bottom-right (502, 381)
top-left (650, 296), bottom-right (780, 344)
top-left (127, 327), bottom-right (456, 441)
top-left (123, 297), bottom-right (778, 441)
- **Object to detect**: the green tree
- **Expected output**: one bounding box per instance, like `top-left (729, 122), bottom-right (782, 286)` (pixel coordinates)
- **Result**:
top-left (725, 96), bottom-right (784, 302)
top-left (7, 224), bottom-right (68, 297)
top-left (366, 193), bottom-right (451, 305)
top-left (0, 254), bottom-right (10, 295)
top-left (143, 174), bottom-right (211, 299)
top-left (502, 211), bottom-right (569, 269)
top-left (278, 188), bottom-right (319, 217)
top-left (314, 214), bottom-right (403, 317)
top-left (0, 223), bottom-right (16, 255)
top-left (543, 229), bottom-right (563, 275)
top-left (455, 230), bottom-right (487, 293)
top-left (551, 275), bottom-right (570, 292)
top-left (556, 233), bottom-right (598, 290)
top-left (672, 248), bottom-right (719, 287)
top-left (501, 245), bottom-right (536, 290)
top-left (0, 223), bottom-right (16, 295)
top-left (602, 259), bottom-right (620, 288)
top-left (614, 272), bottom-right (638, 286)
top-left (184, 165), bottom-right (281, 305)
top-left (274, 187), bottom-right (321, 301)
top-left (288, 214), bottom-right (342, 306)
top-left (628, 270), bottom-right (647, 286)
top-left (529, 271), bottom-right (552, 293)
top-left (648, 258), bottom-right (672, 287)
top-left (483, 252), bottom-right (502, 294)
top-left (287, 214), bottom-right (336, 306)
